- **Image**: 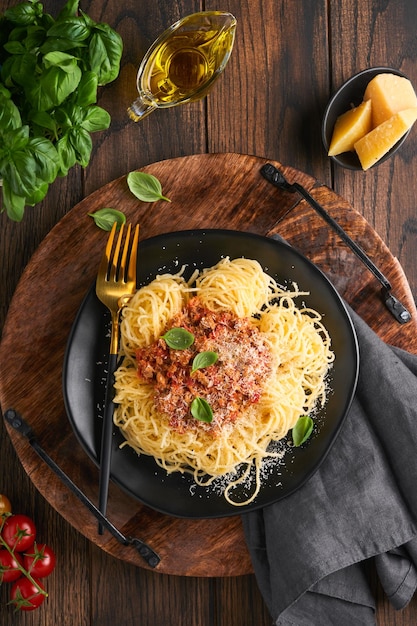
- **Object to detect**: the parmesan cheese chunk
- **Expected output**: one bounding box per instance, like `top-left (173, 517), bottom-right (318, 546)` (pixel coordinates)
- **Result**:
top-left (364, 73), bottom-right (417, 127)
top-left (354, 107), bottom-right (417, 170)
top-left (328, 99), bottom-right (372, 156)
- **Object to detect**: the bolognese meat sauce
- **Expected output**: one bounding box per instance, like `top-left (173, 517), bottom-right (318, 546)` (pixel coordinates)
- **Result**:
top-left (135, 297), bottom-right (273, 433)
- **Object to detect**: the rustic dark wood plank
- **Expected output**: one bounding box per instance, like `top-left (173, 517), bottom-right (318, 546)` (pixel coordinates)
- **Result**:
top-left (213, 576), bottom-right (272, 626)
top-left (205, 0), bottom-right (331, 182)
top-left (91, 545), bottom-right (215, 626)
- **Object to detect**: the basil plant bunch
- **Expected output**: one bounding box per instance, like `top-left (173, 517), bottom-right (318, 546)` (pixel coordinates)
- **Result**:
top-left (0, 0), bottom-right (123, 221)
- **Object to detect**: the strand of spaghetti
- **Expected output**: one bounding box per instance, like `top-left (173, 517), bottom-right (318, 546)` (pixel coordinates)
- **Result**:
top-left (224, 459), bottom-right (262, 506)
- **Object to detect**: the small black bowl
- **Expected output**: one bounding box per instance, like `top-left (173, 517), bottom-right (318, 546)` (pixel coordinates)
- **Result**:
top-left (322, 67), bottom-right (410, 170)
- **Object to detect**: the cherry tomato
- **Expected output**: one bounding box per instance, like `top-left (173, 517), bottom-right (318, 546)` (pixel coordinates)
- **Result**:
top-left (0, 548), bottom-right (23, 582)
top-left (23, 543), bottom-right (56, 578)
top-left (10, 576), bottom-right (45, 611)
top-left (1, 514), bottom-right (36, 552)
top-left (0, 494), bottom-right (12, 516)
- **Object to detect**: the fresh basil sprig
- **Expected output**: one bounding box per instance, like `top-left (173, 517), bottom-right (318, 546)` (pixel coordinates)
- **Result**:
top-left (292, 416), bottom-right (314, 447)
top-left (191, 397), bottom-right (213, 423)
top-left (88, 208), bottom-right (126, 231)
top-left (127, 171), bottom-right (171, 203)
top-left (162, 328), bottom-right (195, 350)
top-left (192, 351), bottom-right (219, 372)
top-left (0, 0), bottom-right (123, 221)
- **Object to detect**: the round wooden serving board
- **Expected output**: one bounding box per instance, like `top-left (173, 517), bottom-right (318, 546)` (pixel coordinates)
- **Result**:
top-left (1, 153), bottom-right (416, 577)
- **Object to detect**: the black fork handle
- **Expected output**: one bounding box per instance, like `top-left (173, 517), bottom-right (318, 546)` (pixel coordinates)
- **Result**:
top-left (98, 351), bottom-right (118, 534)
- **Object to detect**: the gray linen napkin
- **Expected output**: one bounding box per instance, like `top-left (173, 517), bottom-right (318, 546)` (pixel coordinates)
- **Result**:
top-left (242, 306), bottom-right (417, 625)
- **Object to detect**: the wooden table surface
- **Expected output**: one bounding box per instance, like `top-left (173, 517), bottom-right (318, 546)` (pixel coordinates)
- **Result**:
top-left (1, 1), bottom-right (417, 624)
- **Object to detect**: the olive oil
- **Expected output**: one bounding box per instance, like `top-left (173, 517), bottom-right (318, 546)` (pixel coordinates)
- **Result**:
top-left (128, 12), bottom-right (236, 121)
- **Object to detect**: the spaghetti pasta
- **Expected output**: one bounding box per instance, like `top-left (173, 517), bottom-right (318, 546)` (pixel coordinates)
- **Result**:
top-left (113, 257), bottom-right (334, 505)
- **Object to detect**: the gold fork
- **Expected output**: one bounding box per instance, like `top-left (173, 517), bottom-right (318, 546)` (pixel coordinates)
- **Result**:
top-left (96, 221), bottom-right (139, 532)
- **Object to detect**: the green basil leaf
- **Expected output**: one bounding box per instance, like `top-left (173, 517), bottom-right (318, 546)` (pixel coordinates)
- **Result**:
top-left (54, 106), bottom-right (74, 129)
top-left (88, 25), bottom-right (123, 85)
top-left (57, 0), bottom-right (80, 20)
top-left (88, 208), bottom-right (126, 231)
top-left (4, 2), bottom-right (43, 26)
top-left (2, 155), bottom-right (37, 196)
top-left (1, 179), bottom-right (26, 222)
top-left (80, 105), bottom-right (110, 132)
top-left (75, 71), bottom-right (98, 106)
top-left (59, 102), bottom-right (83, 126)
top-left (28, 63), bottom-right (82, 110)
top-left (191, 397), bottom-right (213, 423)
top-left (3, 40), bottom-right (25, 54)
top-left (0, 127), bottom-right (38, 196)
top-left (127, 171), bottom-right (171, 203)
top-left (162, 328), bottom-right (194, 350)
top-left (87, 31), bottom-right (107, 75)
top-left (40, 36), bottom-right (86, 55)
top-left (0, 23), bottom-right (21, 43)
top-left (3, 124), bottom-right (29, 147)
top-left (44, 64), bottom-right (82, 106)
top-left (68, 126), bottom-right (92, 167)
top-left (56, 133), bottom-right (77, 176)
top-left (28, 137), bottom-right (59, 184)
top-left (43, 51), bottom-right (79, 71)
top-left (2, 52), bottom-right (37, 88)
top-left (47, 17), bottom-right (91, 43)
top-left (25, 181), bottom-right (49, 206)
top-left (28, 78), bottom-right (55, 112)
top-left (24, 24), bottom-right (49, 50)
top-left (192, 351), bottom-right (219, 372)
top-left (0, 93), bottom-right (21, 131)
top-left (292, 416), bottom-right (314, 447)
top-left (30, 110), bottom-right (57, 135)
top-left (0, 85), bottom-right (11, 99)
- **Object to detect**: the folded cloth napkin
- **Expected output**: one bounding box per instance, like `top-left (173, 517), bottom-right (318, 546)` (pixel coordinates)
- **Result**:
top-left (242, 306), bottom-right (417, 625)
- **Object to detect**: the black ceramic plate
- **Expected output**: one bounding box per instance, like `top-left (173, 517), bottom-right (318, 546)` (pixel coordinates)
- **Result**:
top-left (63, 229), bottom-right (358, 518)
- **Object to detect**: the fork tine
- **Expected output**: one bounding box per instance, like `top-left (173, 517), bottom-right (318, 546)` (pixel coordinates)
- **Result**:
top-left (97, 221), bottom-right (117, 280)
top-left (127, 224), bottom-right (139, 284)
top-left (119, 223), bottom-right (132, 283)
top-left (109, 222), bottom-right (125, 282)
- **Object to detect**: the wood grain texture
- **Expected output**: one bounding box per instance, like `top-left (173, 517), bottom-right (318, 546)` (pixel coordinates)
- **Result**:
top-left (205, 0), bottom-right (331, 177)
top-left (1, 0), bottom-right (417, 624)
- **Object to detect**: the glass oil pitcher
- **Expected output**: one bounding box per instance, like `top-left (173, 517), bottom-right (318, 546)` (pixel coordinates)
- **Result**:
top-left (128, 11), bottom-right (237, 121)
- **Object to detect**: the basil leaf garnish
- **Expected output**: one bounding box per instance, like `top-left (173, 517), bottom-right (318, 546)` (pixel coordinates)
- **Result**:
top-left (162, 328), bottom-right (194, 350)
top-left (88, 208), bottom-right (126, 231)
top-left (127, 171), bottom-right (171, 203)
top-left (192, 351), bottom-right (219, 372)
top-left (292, 416), bottom-right (314, 447)
top-left (191, 397), bottom-right (213, 423)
